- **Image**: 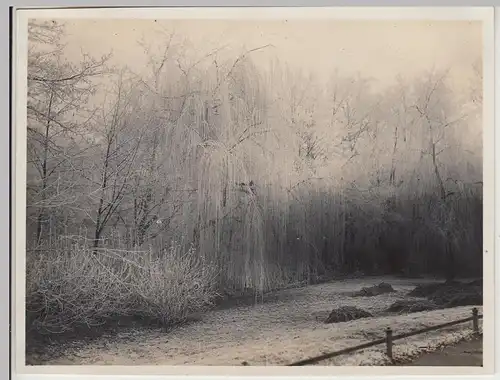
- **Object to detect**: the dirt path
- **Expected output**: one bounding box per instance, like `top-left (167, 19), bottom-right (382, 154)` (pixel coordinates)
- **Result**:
top-left (26, 277), bottom-right (481, 366)
top-left (403, 337), bottom-right (482, 366)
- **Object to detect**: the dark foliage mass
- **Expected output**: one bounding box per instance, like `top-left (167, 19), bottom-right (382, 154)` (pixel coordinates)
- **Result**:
top-left (430, 284), bottom-right (483, 307)
top-left (387, 299), bottom-right (439, 314)
top-left (324, 306), bottom-right (373, 324)
top-left (351, 282), bottom-right (396, 297)
top-left (407, 281), bottom-right (483, 308)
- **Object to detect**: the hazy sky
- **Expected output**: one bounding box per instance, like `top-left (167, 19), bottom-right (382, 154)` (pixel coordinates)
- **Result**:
top-left (58, 19), bottom-right (482, 92)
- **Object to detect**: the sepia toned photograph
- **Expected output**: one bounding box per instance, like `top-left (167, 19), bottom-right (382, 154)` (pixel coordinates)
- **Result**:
top-left (13, 6), bottom-right (494, 375)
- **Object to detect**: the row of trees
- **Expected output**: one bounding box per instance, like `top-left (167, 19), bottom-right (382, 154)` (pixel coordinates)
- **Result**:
top-left (26, 20), bottom-right (483, 313)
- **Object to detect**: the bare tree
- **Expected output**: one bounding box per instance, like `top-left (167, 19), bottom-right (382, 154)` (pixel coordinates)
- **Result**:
top-left (27, 20), bottom-right (110, 245)
top-left (412, 71), bottom-right (466, 281)
top-left (86, 73), bottom-right (145, 252)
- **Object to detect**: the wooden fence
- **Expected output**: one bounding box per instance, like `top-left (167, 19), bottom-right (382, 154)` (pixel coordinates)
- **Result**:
top-left (286, 307), bottom-right (482, 366)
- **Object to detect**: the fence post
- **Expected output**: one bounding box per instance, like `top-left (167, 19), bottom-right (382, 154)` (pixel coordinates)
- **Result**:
top-left (385, 327), bottom-right (393, 361)
top-left (472, 307), bottom-right (479, 334)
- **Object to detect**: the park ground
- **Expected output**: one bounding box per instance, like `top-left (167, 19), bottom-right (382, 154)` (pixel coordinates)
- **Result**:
top-left (26, 276), bottom-right (482, 366)
top-left (402, 336), bottom-right (482, 366)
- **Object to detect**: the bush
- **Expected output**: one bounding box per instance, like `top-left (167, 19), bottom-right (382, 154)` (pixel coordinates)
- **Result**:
top-left (351, 282), bottom-right (395, 297)
top-left (407, 282), bottom-right (457, 297)
top-left (132, 244), bottom-right (219, 327)
top-left (387, 299), bottom-right (438, 314)
top-left (26, 244), bottom-right (131, 334)
top-left (430, 286), bottom-right (482, 307)
top-left (407, 280), bottom-right (483, 308)
top-left (26, 241), bottom-right (219, 334)
top-left (324, 306), bottom-right (373, 323)
top-left (467, 279), bottom-right (483, 287)
top-left (441, 293), bottom-right (483, 307)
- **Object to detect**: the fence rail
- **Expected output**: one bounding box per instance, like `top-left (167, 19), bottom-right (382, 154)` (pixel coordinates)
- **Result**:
top-left (287, 307), bottom-right (482, 366)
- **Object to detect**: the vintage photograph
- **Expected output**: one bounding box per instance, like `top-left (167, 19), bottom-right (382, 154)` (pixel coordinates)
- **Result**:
top-left (17, 7), bottom-right (491, 370)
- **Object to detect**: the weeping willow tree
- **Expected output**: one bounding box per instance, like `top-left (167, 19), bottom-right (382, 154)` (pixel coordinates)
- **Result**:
top-left (115, 43), bottom-right (277, 292)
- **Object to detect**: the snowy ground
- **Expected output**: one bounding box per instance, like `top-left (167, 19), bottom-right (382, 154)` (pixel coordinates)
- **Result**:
top-left (27, 276), bottom-right (482, 366)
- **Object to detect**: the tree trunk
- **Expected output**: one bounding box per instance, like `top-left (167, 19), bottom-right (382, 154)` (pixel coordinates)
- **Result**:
top-left (36, 91), bottom-right (55, 244)
top-left (428, 125), bottom-right (455, 281)
top-left (444, 238), bottom-right (456, 282)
